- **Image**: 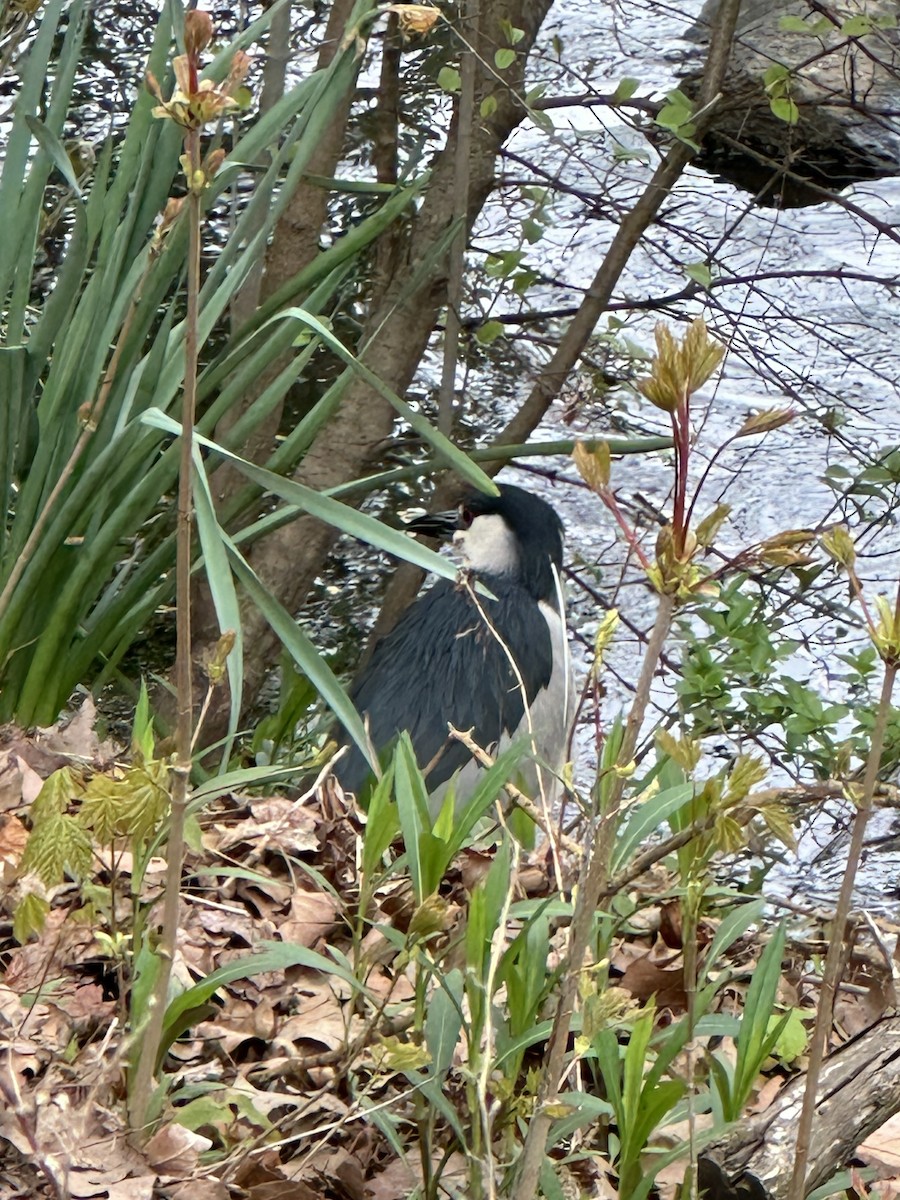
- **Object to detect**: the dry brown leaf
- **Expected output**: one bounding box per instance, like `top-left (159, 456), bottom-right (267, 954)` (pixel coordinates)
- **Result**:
top-left (37, 696), bottom-right (117, 762)
top-left (68, 1163), bottom-right (154, 1200)
top-left (653, 1158), bottom-right (690, 1200)
top-left (18, 758), bottom-right (46, 806)
top-left (145, 1122), bottom-right (213, 1175)
top-left (0, 1037), bottom-right (50, 1084)
top-left (233, 1078), bottom-right (347, 1121)
top-left (835, 967), bottom-right (892, 1036)
top-left (619, 954), bottom-right (687, 1011)
top-left (165, 1180), bottom-right (230, 1200)
top-left (0, 752), bottom-right (28, 813)
top-left (315, 1147), bottom-right (366, 1200)
top-left (655, 1111), bottom-right (715, 1150)
top-left (187, 902), bottom-right (262, 945)
top-left (0, 1085), bottom-right (146, 1200)
top-left (366, 1149), bottom-right (468, 1200)
top-left (746, 1072), bottom-right (786, 1114)
top-left (458, 848), bottom-right (493, 891)
top-left (56, 983), bottom-right (116, 1026)
top-left (7, 905), bottom-right (97, 976)
top-left (104, 1180), bottom-right (157, 1200)
top-left (658, 899), bottom-right (683, 949)
top-left (363, 964), bottom-right (416, 1003)
top-left (194, 996), bottom-right (278, 1056)
top-left (279, 888), bottom-right (339, 948)
top-left (858, 1112), bottom-right (900, 1170)
top-left (237, 875), bottom-right (293, 913)
top-left (0, 739), bottom-right (72, 818)
top-left (247, 1180), bottom-right (319, 1200)
top-left (0, 813), bottom-right (28, 868)
top-left (275, 985), bottom-right (346, 1054)
top-left (218, 796), bottom-right (318, 859)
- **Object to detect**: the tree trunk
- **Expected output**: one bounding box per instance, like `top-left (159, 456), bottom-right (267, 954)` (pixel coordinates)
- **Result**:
top-left (195, 0), bottom-right (556, 743)
top-left (205, 0), bottom-right (359, 524)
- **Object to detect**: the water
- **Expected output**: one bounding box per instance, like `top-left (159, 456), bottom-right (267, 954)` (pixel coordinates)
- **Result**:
top-left (463, 0), bottom-right (900, 908)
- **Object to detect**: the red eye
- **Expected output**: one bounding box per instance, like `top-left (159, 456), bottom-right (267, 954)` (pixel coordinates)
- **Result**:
top-left (459, 505), bottom-right (474, 529)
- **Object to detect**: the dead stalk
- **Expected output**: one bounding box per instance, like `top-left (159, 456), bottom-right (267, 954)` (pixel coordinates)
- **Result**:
top-left (787, 645), bottom-right (899, 1199)
top-left (514, 592), bottom-right (676, 1199)
top-left (128, 123), bottom-right (202, 1131)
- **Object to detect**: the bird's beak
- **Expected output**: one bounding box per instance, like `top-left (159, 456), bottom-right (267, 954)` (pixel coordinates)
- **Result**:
top-left (404, 509), bottom-right (458, 540)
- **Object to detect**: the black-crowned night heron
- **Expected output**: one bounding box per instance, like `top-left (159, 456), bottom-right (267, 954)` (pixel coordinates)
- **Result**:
top-left (334, 484), bottom-right (574, 813)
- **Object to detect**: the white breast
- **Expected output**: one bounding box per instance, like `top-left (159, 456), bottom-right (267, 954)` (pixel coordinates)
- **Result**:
top-left (525, 598), bottom-right (575, 802)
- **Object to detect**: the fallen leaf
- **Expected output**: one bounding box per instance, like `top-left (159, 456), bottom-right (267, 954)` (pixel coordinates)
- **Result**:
top-left (858, 1112), bottom-right (900, 1170)
top-left (165, 1181), bottom-right (230, 1200)
top-left (0, 813), bottom-right (28, 868)
top-left (279, 888), bottom-right (339, 948)
top-left (145, 1122), bottom-right (214, 1175)
top-left (619, 953), bottom-right (687, 1011)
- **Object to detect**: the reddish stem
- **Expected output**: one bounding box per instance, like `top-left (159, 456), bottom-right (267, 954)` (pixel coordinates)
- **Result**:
top-left (671, 399), bottom-right (690, 556)
top-left (600, 487), bottom-right (652, 572)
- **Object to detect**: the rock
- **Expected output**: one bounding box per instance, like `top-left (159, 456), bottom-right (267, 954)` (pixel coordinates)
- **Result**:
top-left (680, 0), bottom-right (900, 206)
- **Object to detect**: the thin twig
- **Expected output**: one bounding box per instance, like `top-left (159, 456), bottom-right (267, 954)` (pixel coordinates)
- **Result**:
top-left (128, 116), bottom-right (202, 1132)
top-left (787, 644), bottom-right (900, 1198)
top-left (515, 593), bottom-right (676, 1200)
top-left (449, 725), bottom-right (581, 859)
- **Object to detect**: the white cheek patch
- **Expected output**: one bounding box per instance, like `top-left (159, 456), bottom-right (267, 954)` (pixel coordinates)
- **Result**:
top-left (454, 513), bottom-right (519, 575)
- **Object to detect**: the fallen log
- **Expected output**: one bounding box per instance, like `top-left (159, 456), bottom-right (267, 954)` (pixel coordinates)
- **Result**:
top-left (699, 1012), bottom-right (900, 1199)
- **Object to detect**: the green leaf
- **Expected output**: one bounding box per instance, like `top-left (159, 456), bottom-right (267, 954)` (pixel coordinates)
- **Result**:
top-left (779, 15), bottom-right (814, 32)
top-left (728, 922), bottom-right (787, 1117)
top-left (444, 740), bottom-right (528, 859)
top-left (770, 96), bottom-right (800, 125)
top-left (425, 969), bottom-right (464, 1081)
top-left (840, 14), bottom-right (872, 36)
top-left (764, 64), bottom-right (791, 88)
top-left (261, 309), bottom-right (498, 495)
top-left (139, 409), bottom-right (469, 586)
top-left (539, 1160), bottom-right (567, 1200)
top-left (611, 784), bottom-right (694, 875)
top-left (393, 733), bottom-right (435, 903)
top-left (13, 892), bottom-right (50, 942)
top-left (612, 77), bottom-right (639, 102)
top-left (192, 452), bottom-right (243, 767)
top-left (480, 94), bottom-right (497, 118)
top-left (360, 765), bottom-right (400, 882)
top-left (438, 66), bottom-right (461, 92)
top-left (494, 48), bottom-right (516, 70)
top-left (476, 320), bottom-right (505, 345)
top-left (685, 261), bottom-right (712, 287)
top-left (698, 899), bottom-right (763, 991)
top-left (768, 1007), bottom-right (807, 1064)
top-left (25, 115), bottom-right (84, 198)
top-left (223, 544), bottom-right (372, 768)
top-left (521, 217), bottom-right (544, 244)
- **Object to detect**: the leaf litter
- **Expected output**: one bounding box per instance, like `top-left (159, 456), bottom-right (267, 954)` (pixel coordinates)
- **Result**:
top-left (2, 717), bottom-right (900, 1196)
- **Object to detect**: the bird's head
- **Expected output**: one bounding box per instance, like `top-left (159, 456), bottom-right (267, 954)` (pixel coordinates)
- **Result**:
top-left (410, 483), bottom-right (565, 604)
